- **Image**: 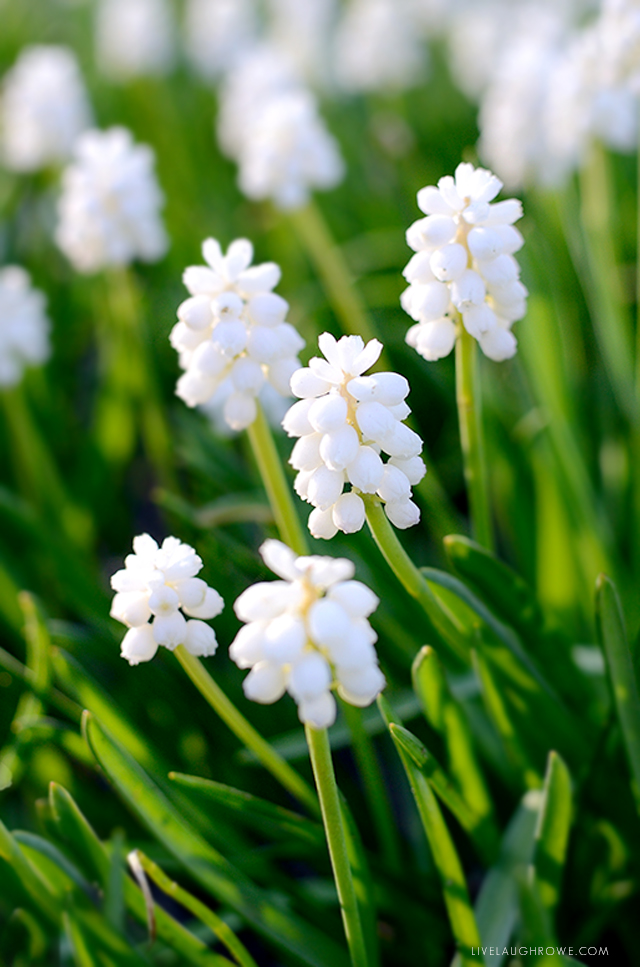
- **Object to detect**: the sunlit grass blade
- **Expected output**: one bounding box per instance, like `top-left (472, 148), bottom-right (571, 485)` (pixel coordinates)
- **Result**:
top-left (62, 902), bottom-right (151, 967)
top-left (595, 574), bottom-right (640, 811)
top-left (516, 875), bottom-right (564, 967)
top-left (377, 696), bottom-right (483, 967)
top-left (531, 751), bottom-right (572, 917)
top-left (131, 849), bottom-right (258, 967)
top-left (14, 831), bottom-right (92, 896)
top-left (83, 710), bottom-right (349, 967)
top-left (412, 646), bottom-right (498, 859)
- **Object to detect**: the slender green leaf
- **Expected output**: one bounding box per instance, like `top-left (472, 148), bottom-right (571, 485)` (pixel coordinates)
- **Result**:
top-left (14, 831), bottom-right (93, 896)
top-left (596, 574), bottom-right (640, 810)
top-left (531, 752), bottom-right (572, 915)
top-left (169, 772), bottom-right (325, 848)
top-left (412, 646), bottom-right (498, 859)
top-left (378, 696), bottom-right (483, 967)
top-left (473, 790), bottom-right (543, 967)
top-left (83, 710), bottom-right (349, 967)
top-left (49, 783), bottom-right (229, 967)
top-left (443, 536), bottom-right (544, 641)
top-left (0, 818), bottom-right (60, 925)
top-left (132, 850), bottom-right (258, 967)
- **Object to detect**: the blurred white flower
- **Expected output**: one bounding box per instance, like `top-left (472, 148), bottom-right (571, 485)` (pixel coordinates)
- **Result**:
top-left (402, 162), bottom-right (527, 362)
top-left (0, 46), bottom-right (92, 172)
top-left (0, 267), bottom-right (50, 386)
top-left (171, 237), bottom-right (304, 431)
top-left (111, 534), bottom-right (224, 664)
top-left (237, 88), bottom-right (344, 210)
top-left (284, 333), bottom-right (425, 539)
top-left (184, 0), bottom-right (258, 81)
top-left (217, 44), bottom-right (299, 161)
top-left (264, 0), bottom-right (336, 86)
top-left (334, 0), bottom-right (426, 94)
top-left (55, 127), bottom-right (168, 274)
top-left (95, 0), bottom-right (175, 81)
top-left (230, 539), bottom-right (385, 728)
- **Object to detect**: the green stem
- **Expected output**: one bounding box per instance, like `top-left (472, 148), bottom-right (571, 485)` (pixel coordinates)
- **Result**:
top-left (246, 402), bottom-right (308, 555)
top-left (174, 645), bottom-right (319, 817)
top-left (341, 702), bottom-right (402, 873)
top-left (289, 202), bottom-right (378, 345)
top-left (1, 386), bottom-right (91, 548)
top-left (455, 323), bottom-right (493, 551)
top-left (305, 725), bottom-right (369, 967)
top-left (364, 496), bottom-right (468, 663)
top-left (97, 269), bottom-right (175, 489)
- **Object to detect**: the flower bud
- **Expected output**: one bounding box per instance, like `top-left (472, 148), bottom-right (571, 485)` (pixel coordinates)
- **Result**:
top-left (331, 492), bottom-right (365, 533)
top-left (430, 243), bottom-right (468, 282)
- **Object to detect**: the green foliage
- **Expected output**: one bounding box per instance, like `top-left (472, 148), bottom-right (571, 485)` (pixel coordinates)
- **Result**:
top-left (1, 4), bottom-right (639, 965)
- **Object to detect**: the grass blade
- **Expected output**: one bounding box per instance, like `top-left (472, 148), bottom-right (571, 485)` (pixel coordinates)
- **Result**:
top-left (595, 574), bottom-right (640, 811)
top-left (531, 752), bottom-right (572, 916)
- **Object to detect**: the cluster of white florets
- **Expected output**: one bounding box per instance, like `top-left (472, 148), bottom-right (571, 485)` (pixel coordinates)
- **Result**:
top-left (284, 333), bottom-right (425, 539)
top-left (401, 162), bottom-right (527, 363)
top-left (171, 237), bottom-right (304, 431)
top-left (95, 0), bottom-right (175, 81)
top-left (217, 46), bottom-right (344, 210)
top-left (0, 45), bottom-right (92, 173)
top-left (55, 127), bottom-right (168, 274)
top-left (230, 540), bottom-right (385, 729)
top-left (0, 267), bottom-right (51, 387)
top-left (110, 534), bottom-right (224, 666)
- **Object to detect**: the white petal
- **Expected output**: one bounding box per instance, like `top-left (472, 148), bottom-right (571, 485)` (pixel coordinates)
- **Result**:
top-left (178, 295), bottom-right (212, 331)
top-left (381, 422), bottom-right (423, 459)
top-left (478, 326), bottom-right (518, 361)
top-left (290, 433), bottom-right (323, 472)
top-left (288, 652), bottom-right (332, 701)
top-left (152, 611), bottom-right (188, 649)
top-left (328, 581), bottom-right (379, 619)
top-left (408, 319), bottom-right (457, 361)
top-left (307, 465), bottom-right (345, 510)
top-left (175, 577), bottom-right (207, 610)
top-left (332, 492), bottom-right (365, 534)
top-left (347, 446), bottom-right (384, 493)
top-left (462, 305), bottom-right (497, 339)
top-left (110, 591), bottom-right (151, 627)
top-left (384, 497), bottom-right (420, 529)
top-left (121, 625), bottom-right (158, 665)
top-left (148, 585), bottom-right (180, 617)
top-left (389, 455), bottom-right (426, 486)
top-left (260, 539), bottom-right (300, 581)
top-left (308, 394), bottom-right (348, 434)
top-left (308, 506), bottom-right (339, 540)
top-left (184, 587), bottom-right (224, 619)
top-left (224, 392), bottom-right (257, 431)
top-left (356, 401), bottom-right (396, 444)
top-left (184, 620), bottom-right (218, 657)
top-left (297, 691), bottom-right (336, 729)
top-left (263, 613), bottom-right (306, 663)
top-left (243, 661), bottom-right (286, 704)
top-left (236, 262), bottom-right (281, 296)
top-left (247, 292), bottom-right (288, 327)
top-left (211, 319), bottom-right (248, 357)
top-left (234, 581), bottom-right (300, 622)
top-left (319, 424), bottom-right (360, 472)
top-left (229, 622), bottom-right (267, 668)
top-left (416, 185), bottom-right (452, 216)
top-left (290, 367), bottom-right (331, 399)
top-left (337, 664), bottom-right (386, 706)
top-left (430, 243), bottom-right (468, 283)
top-left (282, 398), bottom-right (314, 438)
top-left (351, 338), bottom-right (383, 376)
top-left (308, 598), bottom-right (351, 647)
top-left (377, 465), bottom-right (411, 503)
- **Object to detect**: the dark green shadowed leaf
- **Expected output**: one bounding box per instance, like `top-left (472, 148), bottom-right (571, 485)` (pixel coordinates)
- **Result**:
top-left (169, 772), bottom-right (325, 848)
top-left (49, 783), bottom-right (233, 967)
top-left (596, 574), bottom-right (640, 810)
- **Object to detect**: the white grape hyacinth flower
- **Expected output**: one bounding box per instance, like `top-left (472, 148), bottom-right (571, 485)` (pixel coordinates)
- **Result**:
top-left (0, 45), bottom-right (92, 172)
top-left (55, 127), bottom-right (168, 274)
top-left (231, 539), bottom-right (385, 728)
top-left (0, 267), bottom-right (51, 386)
top-left (171, 237), bottom-right (304, 431)
top-left (110, 534), bottom-right (224, 665)
top-left (236, 87), bottom-right (345, 210)
top-left (284, 333), bottom-right (425, 540)
top-left (401, 162), bottom-right (527, 363)
top-left (95, 0), bottom-right (175, 81)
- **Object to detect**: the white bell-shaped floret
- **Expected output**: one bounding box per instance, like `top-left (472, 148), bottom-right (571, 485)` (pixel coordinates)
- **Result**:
top-left (121, 625), bottom-right (159, 665)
